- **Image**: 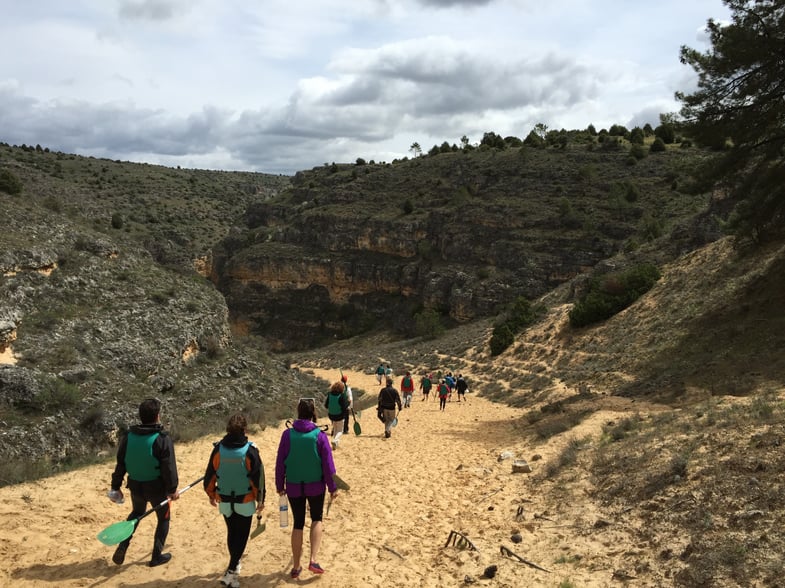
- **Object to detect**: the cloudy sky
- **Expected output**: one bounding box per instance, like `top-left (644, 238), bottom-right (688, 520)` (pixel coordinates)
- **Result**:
top-left (1, 0), bottom-right (729, 175)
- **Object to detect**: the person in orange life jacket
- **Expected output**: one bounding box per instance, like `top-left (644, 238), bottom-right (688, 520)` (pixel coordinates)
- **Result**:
top-left (109, 398), bottom-right (180, 568)
top-left (377, 377), bottom-right (402, 438)
top-left (437, 379), bottom-right (450, 411)
top-left (340, 374), bottom-right (353, 435)
top-left (204, 413), bottom-right (266, 588)
top-left (276, 398), bottom-right (338, 578)
top-left (324, 381), bottom-right (348, 449)
top-left (400, 371), bottom-right (415, 408)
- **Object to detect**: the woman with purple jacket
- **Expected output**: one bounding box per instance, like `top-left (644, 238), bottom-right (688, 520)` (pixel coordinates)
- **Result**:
top-left (275, 398), bottom-right (338, 579)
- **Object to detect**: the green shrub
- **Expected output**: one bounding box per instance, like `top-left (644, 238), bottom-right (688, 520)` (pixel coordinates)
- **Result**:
top-left (629, 144), bottom-right (646, 160)
top-left (650, 137), bottom-right (667, 153)
top-left (490, 323), bottom-right (514, 355)
top-left (414, 308), bottom-right (444, 339)
top-left (0, 168), bottom-right (23, 195)
top-left (569, 263), bottom-right (661, 327)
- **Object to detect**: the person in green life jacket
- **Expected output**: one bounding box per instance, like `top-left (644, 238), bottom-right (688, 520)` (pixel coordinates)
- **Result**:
top-left (419, 373), bottom-right (433, 402)
top-left (109, 398), bottom-right (180, 568)
top-left (276, 398), bottom-right (338, 579)
top-left (375, 363), bottom-right (385, 384)
top-left (437, 379), bottom-right (450, 411)
top-left (324, 381), bottom-right (348, 449)
top-left (204, 413), bottom-right (266, 588)
top-left (400, 371), bottom-right (415, 408)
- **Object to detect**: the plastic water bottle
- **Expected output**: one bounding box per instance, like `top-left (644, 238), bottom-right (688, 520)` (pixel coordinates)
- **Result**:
top-left (279, 494), bottom-right (289, 528)
top-left (107, 490), bottom-right (124, 504)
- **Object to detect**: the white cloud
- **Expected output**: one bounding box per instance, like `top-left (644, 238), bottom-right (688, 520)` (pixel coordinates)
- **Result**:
top-left (0, 0), bottom-right (731, 173)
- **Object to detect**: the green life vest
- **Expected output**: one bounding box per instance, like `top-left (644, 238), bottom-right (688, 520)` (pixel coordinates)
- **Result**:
top-left (125, 431), bottom-right (161, 482)
top-left (216, 442), bottom-right (252, 503)
top-left (327, 391), bottom-right (345, 416)
top-left (422, 377), bottom-right (432, 390)
top-left (402, 376), bottom-right (412, 389)
top-left (285, 428), bottom-right (322, 484)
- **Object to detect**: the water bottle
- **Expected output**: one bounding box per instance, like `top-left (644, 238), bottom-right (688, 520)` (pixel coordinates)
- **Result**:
top-left (107, 490), bottom-right (124, 504)
top-left (279, 494), bottom-right (289, 528)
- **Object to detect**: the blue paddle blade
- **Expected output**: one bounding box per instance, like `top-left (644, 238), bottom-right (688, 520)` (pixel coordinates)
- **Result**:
top-left (97, 519), bottom-right (137, 546)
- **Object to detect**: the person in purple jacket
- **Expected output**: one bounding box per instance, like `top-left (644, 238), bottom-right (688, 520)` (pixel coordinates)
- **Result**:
top-left (275, 398), bottom-right (338, 579)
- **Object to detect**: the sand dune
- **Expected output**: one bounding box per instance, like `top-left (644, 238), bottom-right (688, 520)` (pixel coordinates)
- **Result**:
top-left (0, 368), bottom-right (640, 587)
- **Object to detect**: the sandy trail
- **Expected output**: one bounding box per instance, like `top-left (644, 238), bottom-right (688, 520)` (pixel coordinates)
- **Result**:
top-left (0, 367), bottom-right (637, 587)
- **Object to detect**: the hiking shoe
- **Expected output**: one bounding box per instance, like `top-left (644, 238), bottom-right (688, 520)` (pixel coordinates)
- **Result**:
top-left (290, 567), bottom-right (302, 579)
top-left (384, 431), bottom-right (391, 438)
top-left (220, 568), bottom-right (240, 588)
top-left (148, 553), bottom-right (172, 567)
top-left (111, 545), bottom-right (127, 566)
top-left (308, 562), bottom-right (325, 574)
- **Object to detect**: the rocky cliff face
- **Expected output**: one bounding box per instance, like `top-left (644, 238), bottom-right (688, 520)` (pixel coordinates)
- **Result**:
top-left (211, 147), bottom-right (704, 350)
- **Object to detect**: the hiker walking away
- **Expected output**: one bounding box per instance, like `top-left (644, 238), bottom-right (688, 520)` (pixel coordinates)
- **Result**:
top-left (375, 363), bottom-right (385, 385)
top-left (324, 381), bottom-right (348, 449)
top-left (204, 413), bottom-right (266, 588)
top-left (276, 398), bottom-right (338, 578)
top-left (419, 373), bottom-right (433, 402)
top-left (455, 374), bottom-right (468, 402)
top-left (437, 380), bottom-right (450, 411)
top-left (445, 372), bottom-right (456, 401)
top-left (385, 364), bottom-right (393, 380)
top-left (109, 398), bottom-right (180, 567)
top-left (377, 377), bottom-right (402, 438)
top-left (340, 374), bottom-right (353, 435)
top-left (400, 371), bottom-right (415, 408)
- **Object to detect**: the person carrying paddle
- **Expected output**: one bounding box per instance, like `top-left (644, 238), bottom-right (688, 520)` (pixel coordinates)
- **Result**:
top-left (275, 398), bottom-right (338, 579)
top-left (340, 374), bottom-right (353, 435)
top-left (109, 398), bottom-right (179, 567)
top-left (377, 377), bottom-right (402, 438)
top-left (324, 381), bottom-right (349, 450)
top-left (204, 413), bottom-right (266, 588)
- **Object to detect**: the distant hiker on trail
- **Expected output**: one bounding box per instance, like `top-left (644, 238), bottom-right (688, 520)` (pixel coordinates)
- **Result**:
top-left (109, 397), bottom-right (180, 568)
top-left (437, 379), bottom-right (450, 411)
top-left (340, 374), bottom-right (353, 435)
top-left (377, 377), bottom-right (402, 438)
top-left (324, 381), bottom-right (348, 449)
top-left (375, 363), bottom-right (385, 384)
top-left (204, 413), bottom-right (266, 588)
top-left (420, 373), bottom-right (433, 402)
top-left (456, 374), bottom-right (468, 402)
top-left (400, 371), bottom-right (415, 408)
top-left (275, 398), bottom-right (338, 579)
top-left (445, 372), bottom-right (456, 401)
top-left (385, 364), bottom-right (393, 379)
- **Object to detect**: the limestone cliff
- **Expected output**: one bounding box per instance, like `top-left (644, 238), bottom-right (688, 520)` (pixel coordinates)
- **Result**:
top-left (212, 146), bottom-right (711, 349)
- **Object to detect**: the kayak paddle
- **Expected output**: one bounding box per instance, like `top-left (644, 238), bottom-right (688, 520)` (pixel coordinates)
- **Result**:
top-left (333, 473), bottom-right (350, 491)
top-left (97, 476), bottom-right (205, 546)
top-left (351, 408), bottom-right (361, 436)
top-left (250, 514), bottom-right (266, 539)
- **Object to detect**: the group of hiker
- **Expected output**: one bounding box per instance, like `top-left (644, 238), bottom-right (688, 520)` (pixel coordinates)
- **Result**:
top-left (373, 366), bottom-right (470, 431)
top-left (415, 370), bottom-right (469, 409)
top-left (106, 368), bottom-right (468, 586)
top-left (108, 397), bottom-right (337, 587)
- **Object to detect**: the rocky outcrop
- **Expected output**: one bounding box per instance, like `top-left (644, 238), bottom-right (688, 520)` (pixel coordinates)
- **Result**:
top-left (214, 200), bottom-right (619, 350)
